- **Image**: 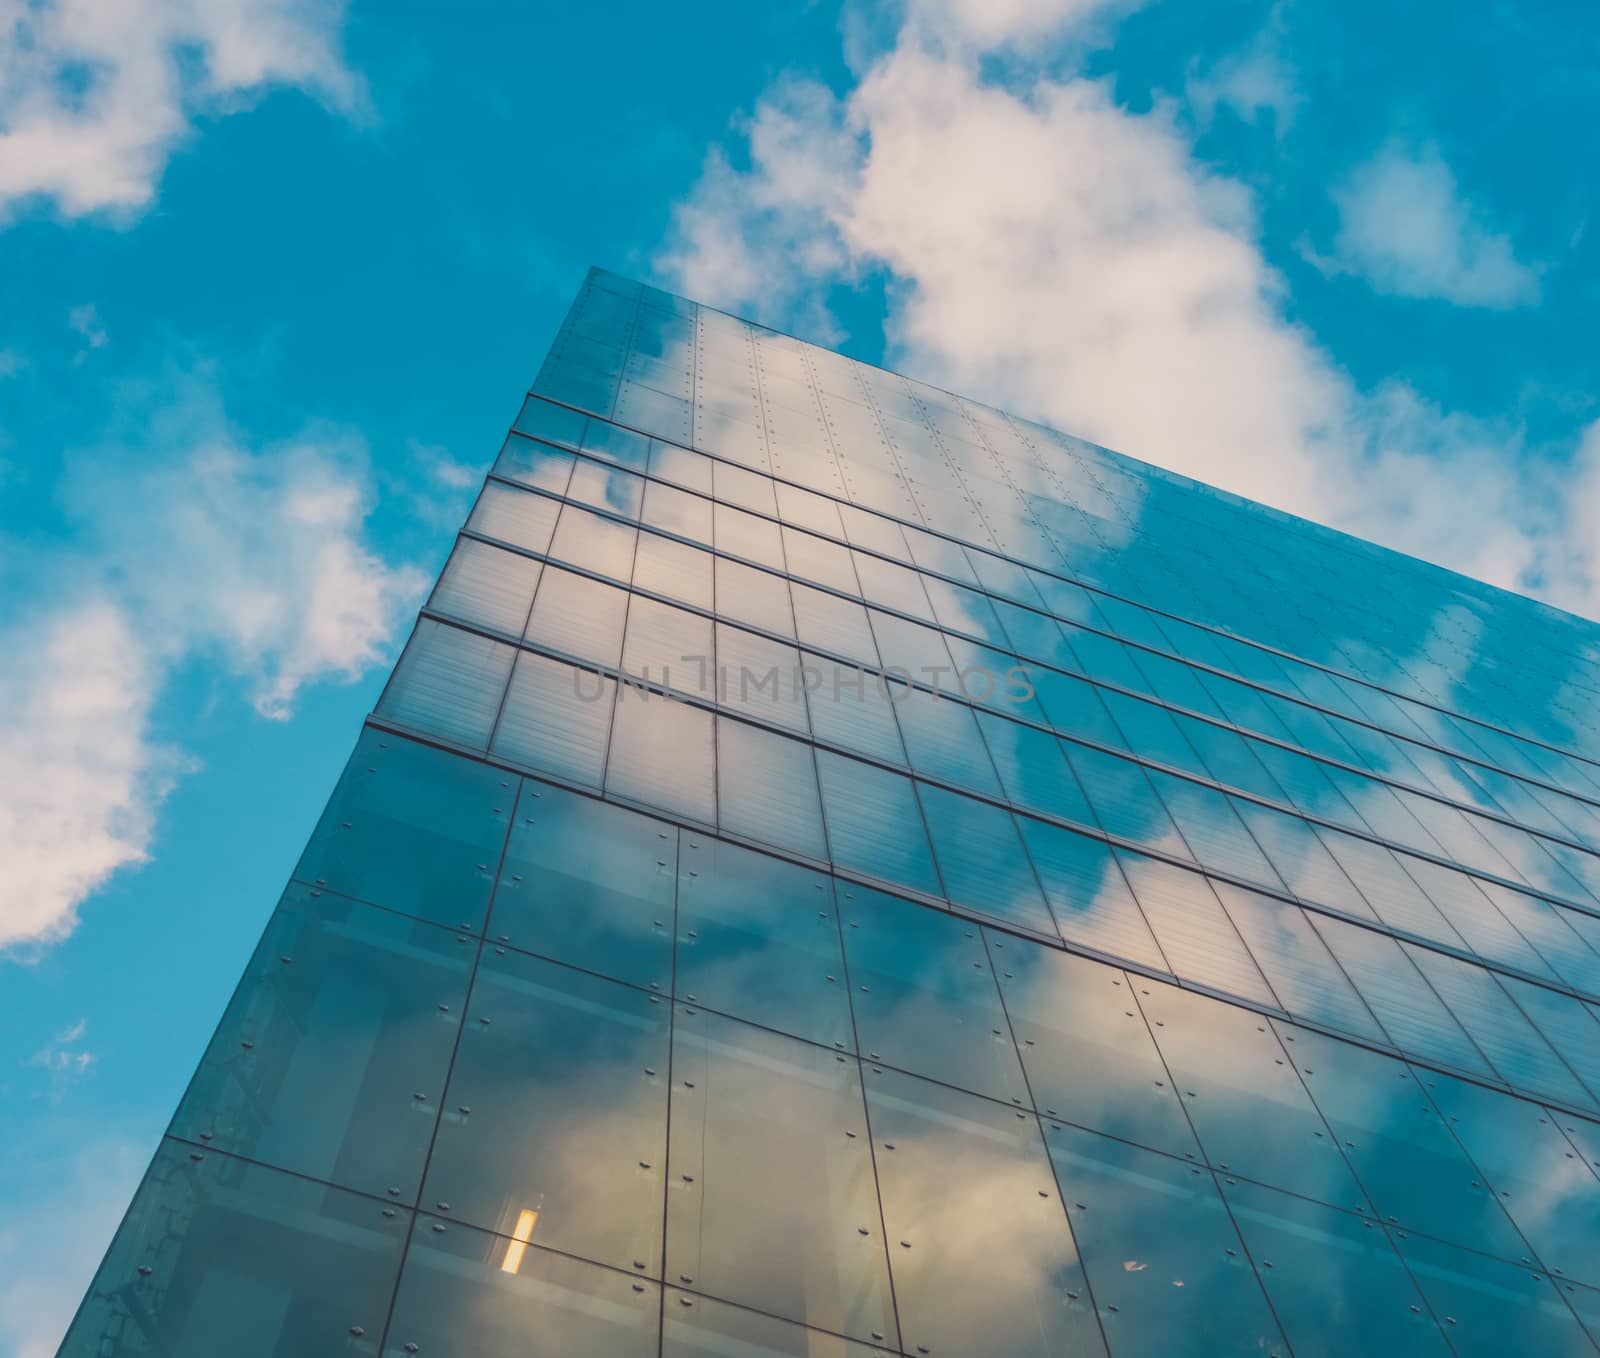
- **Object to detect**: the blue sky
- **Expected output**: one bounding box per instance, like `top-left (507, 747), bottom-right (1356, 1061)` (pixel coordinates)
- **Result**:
top-left (2, 0), bottom-right (1598, 1352)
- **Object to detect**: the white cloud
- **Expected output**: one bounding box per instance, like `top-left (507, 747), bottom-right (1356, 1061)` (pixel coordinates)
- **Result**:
top-left (1325, 143), bottom-right (1540, 307)
top-left (0, 378), bottom-right (427, 952)
top-left (658, 21), bottom-right (1593, 618)
top-left (0, 0), bottom-right (362, 221)
top-left (1188, 12), bottom-right (1299, 132)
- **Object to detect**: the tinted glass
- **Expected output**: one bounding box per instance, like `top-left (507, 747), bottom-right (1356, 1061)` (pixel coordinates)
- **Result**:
top-left (1046, 1122), bottom-right (1285, 1358)
top-left (864, 1065), bottom-right (1105, 1358)
top-left (384, 1216), bottom-right (659, 1358)
top-left (296, 727), bottom-right (512, 930)
top-left (171, 888), bottom-right (471, 1201)
top-left (667, 1008), bottom-right (898, 1345)
top-left (422, 951), bottom-right (669, 1272)
top-left (60, 1141), bottom-right (407, 1358)
top-left (676, 836), bottom-right (850, 1048)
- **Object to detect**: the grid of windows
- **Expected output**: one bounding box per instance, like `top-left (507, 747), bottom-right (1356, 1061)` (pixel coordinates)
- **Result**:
top-left (61, 269), bottom-right (1600, 1357)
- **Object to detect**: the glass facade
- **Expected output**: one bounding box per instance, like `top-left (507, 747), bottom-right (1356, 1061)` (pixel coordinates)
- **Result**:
top-left (61, 268), bottom-right (1600, 1356)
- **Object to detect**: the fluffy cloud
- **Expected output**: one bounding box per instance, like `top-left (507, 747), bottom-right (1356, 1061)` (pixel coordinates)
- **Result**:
top-left (0, 0), bottom-right (361, 220)
top-left (0, 379), bottom-right (426, 951)
top-left (658, 21), bottom-right (1590, 616)
top-left (1325, 143), bottom-right (1540, 307)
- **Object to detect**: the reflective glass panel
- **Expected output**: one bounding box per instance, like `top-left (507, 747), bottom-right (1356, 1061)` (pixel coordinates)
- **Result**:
top-left (1136, 979), bottom-right (1370, 1212)
top-left (1046, 1122), bottom-right (1285, 1358)
top-left (667, 1008), bottom-right (897, 1345)
top-left (1014, 818), bottom-right (1166, 968)
top-left (422, 951), bottom-right (669, 1272)
top-left (1278, 1025), bottom-right (1532, 1261)
top-left (384, 1217), bottom-right (659, 1358)
top-left (523, 566), bottom-right (629, 668)
top-left (864, 1065), bottom-right (1104, 1358)
top-left (816, 750), bottom-right (943, 899)
top-left (59, 1141), bottom-right (407, 1358)
top-left (675, 836), bottom-right (849, 1047)
top-left (838, 883), bottom-right (1029, 1104)
top-left (488, 781), bottom-right (676, 991)
top-left (468, 481), bottom-right (563, 556)
top-left (920, 784), bottom-right (1056, 934)
top-left (378, 618), bottom-right (514, 749)
top-left (715, 716), bottom-right (827, 861)
top-left (170, 888), bottom-right (471, 1202)
top-left (606, 689), bottom-right (716, 825)
top-left (297, 727), bottom-right (512, 930)
top-left (993, 940), bottom-right (1199, 1157)
top-left (1221, 1178), bottom-right (1453, 1358)
top-left (490, 652), bottom-right (614, 788)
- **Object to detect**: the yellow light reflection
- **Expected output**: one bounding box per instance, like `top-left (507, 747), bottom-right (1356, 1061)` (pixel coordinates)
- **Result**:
top-left (500, 1208), bottom-right (540, 1274)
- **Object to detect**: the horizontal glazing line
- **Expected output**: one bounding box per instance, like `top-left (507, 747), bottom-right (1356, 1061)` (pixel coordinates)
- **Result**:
top-left (493, 428), bottom-right (1600, 821)
top-left (360, 712), bottom-right (1600, 1135)
top-left (451, 501), bottom-right (1600, 918)
top-left (407, 602), bottom-right (1600, 1015)
top-left (469, 470), bottom-right (1600, 861)
top-left (156, 1132), bottom-right (915, 1355)
top-left (517, 392), bottom-right (1600, 779)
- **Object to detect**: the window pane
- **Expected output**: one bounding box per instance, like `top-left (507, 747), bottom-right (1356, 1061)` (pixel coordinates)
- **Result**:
top-left (1117, 854), bottom-right (1278, 1007)
top-left (1137, 979), bottom-right (1370, 1213)
top-left (715, 556), bottom-right (794, 637)
top-left (864, 1065), bottom-right (1103, 1358)
top-left (59, 1140), bottom-right (407, 1358)
top-left (867, 608), bottom-right (952, 679)
top-left (1280, 1025), bottom-right (1531, 1261)
top-left (511, 397), bottom-right (587, 449)
top-left (715, 501), bottom-right (785, 569)
top-left (523, 567), bottom-right (629, 668)
top-left (378, 618), bottom-right (514, 749)
top-left (488, 781), bottom-right (675, 991)
top-left (621, 596), bottom-right (712, 697)
top-left (783, 527), bottom-right (861, 596)
top-left (430, 538), bottom-right (543, 636)
top-left (667, 1008), bottom-right (897, 1344)
top-left (547, 504), bottom-right (638, 582)
top-left (606, 691), bottom-right (715, 825)
top-left (1221, 1178), bottom-right (1452, 1358)
top-left (920, 784), bottom-right (1055, 935)
top-left (1310, 915), bottom-right (1492, 1076)
top-left (567, 457), bottom-right (644, 520)
top-left (977, 711), bottom-right (1095, 826)
top-left (495, 432), bottom-right (576, 493)
top-left (170, 888), bottom-right (472, 1201)
top-left (1066, 744), bottom-right (1192, 862)
top-left (1148, 769), bottom-right (1284, 889)
top-left (297, 727), bottom-right (512, 930)
top-left (641, 478), bottom-right (713, 543)
top-left (994, 940), bottom-right (1199, 1158)
top-left (662, 1288), bottom-right (887, 1358)
top-left (1422, 1070), bottom-right (1600, 1288)
top-left (805, 653), bottom-right (906, 765)
top-left (715, 623), bottom-right (808, 733)
top-left (1211, 882), bottom-right (1385, 1042)
top-left (838, 884), bottom-right (1029, 1105)
top-left (1046, 1122), bottom-right (1285, 1358)
top-left (895, 688), bottom-right (1003, 796)
top-left (490, 652), bottom-right (614, 788)
top-left (634, 531), bottom-right (714, 611)
top-left (1014, 819), bottom-right (1165, 969)
top-left (468, 482), bottom-right (561, 555)
top-left (385, 1217), bottom-right (659, 1358)
top-left (714, 718), bottom-right (825, 859)
top-left (422, 951), bottom-right (669, 1272)
top-left (817, 751), bottom-right (942, 899)
top-left (792, 582), bottom-right (879, 664)
top-left (675, 835), bottom-right (848, 1047)
top-left (1393, 1229), bottom-right (1598, 1358)
top-left (1233, 801), bottom-right (1377, 921)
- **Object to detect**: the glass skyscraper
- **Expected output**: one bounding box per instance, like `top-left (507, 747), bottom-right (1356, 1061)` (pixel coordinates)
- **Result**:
top-left (62, 268), bottom-right (1600, 1356)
